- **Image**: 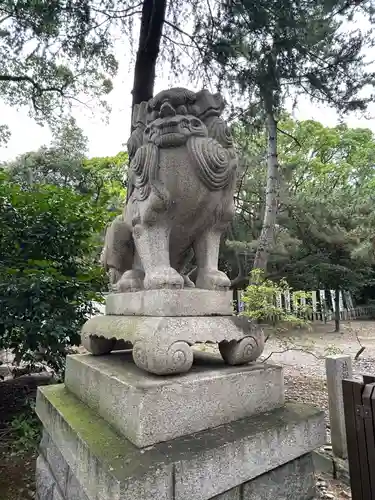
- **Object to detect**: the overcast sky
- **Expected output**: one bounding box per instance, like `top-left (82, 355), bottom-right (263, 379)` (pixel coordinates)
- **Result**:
top-left (1, 16), bottom-right (375, 162)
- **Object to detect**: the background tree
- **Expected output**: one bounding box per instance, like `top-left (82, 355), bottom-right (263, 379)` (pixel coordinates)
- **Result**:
top-left (0, 0), bottom-right (217, 142)
top-left (3, 118), bottom-right (127, 210)
top-left (131, 0), bottom-right (167, 111)
top-left (0, 0), bottom-right (140, 137)
top-left (202, 0), bottom-right (375, 276)
top-left (225, 116), bottom-right (375, 329)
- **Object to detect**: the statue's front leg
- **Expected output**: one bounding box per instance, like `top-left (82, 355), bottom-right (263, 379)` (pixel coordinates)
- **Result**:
top-left (134, 221), bottom-right (184, 290)
top-left (194, 229), bottom-right (231, 290)
top-left (194, 199), bottom-right (234, 290)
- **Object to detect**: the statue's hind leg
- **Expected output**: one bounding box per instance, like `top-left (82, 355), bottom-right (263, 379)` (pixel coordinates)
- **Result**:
top-left (116, 250), bottom-right (144, 292)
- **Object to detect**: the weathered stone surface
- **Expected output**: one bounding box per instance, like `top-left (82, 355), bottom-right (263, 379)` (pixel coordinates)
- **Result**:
top-left (65, 352), bottom-right (284, 447)
top-left (242, 453), bottom-right (315, 499)
top-left (65, 469), bottom-right (90, 500)
top-left (36, 456), bottom-right (55, 500)
top-left (40, 431), bottom-right (88, 500)
top-left (37, 444), bottom-right (316, 500)
top-left (36, 454), bottom-right (67, 500)
top-left (81, 315), bottom-right (264, 375)
top-left (105, 289), bottom-right (233, 316)
top-left (325, 355), bottom-right (352, 459)
top-left (101, 88), bottom-right (237, 292)
top-left (36, 384), bottom-right (325, 500)
top-left (212, 488), bottom-right (241, 499)
top-left (40, 431), bottom-right (68, 493)
top-left (53, 488), bottom-right (64, 500)
top-left (36, 386), bottom-right (172, 500)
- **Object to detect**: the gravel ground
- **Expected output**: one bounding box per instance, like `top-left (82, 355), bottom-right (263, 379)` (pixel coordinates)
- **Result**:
top-left (264, 320), bottom-right (375, 425)
top-left (262, 320), bottom-right (375, 377)
top-left (263, 319), bottom-right (375, 500)
top-left (316, 475), bottom-right (352, 499)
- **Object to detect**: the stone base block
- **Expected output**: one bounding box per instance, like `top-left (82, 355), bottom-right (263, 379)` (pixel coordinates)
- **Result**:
top-left (105, 289), bottom-right (233, 316)
top-left (212, 453), bottom-right (315, 499)
top-left (37, 441), bottom-right (315, 500)
top-left (64, 352), bottom-right (284, 447)
top-left (36, 384), bottom-right (325, 500)
top-left (81, 315), bottom-right (264, 375)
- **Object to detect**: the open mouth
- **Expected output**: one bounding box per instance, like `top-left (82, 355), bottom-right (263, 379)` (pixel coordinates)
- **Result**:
top-left (155, 132), bottom-right (187, 147)
top-left (158, 118), bottom-right (190, 135)
top-left (160, 125), bottom-right (181, 135)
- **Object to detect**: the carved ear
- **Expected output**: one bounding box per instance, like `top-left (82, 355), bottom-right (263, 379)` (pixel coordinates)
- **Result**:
top-left (129, 143), bottom-right (159, 202)
top-left (206, 117), bottom-right (233, 149)
top-left (195, 90), bottom-right (225, 120)
top-left (128, 101), bottom-right (148, 160)
top-left (131, 101), bottom-right (148, 129)
top-left (127, 127), bottom-right (144, 160)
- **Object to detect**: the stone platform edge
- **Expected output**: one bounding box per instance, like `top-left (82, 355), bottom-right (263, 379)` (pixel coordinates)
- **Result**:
top-left (105, 288), bottom-right (233, 317)
top-left (36, 384), bottom-right (325, 500)
top-left (64, 352), bottom-right (285, 447)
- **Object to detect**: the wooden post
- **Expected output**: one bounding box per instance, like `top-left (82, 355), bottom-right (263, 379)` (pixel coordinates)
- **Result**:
top-left (362, 383), bottom-right (375, 495)
top-left (343, 378), bottom-right (375, 500)
top-left (343, 379), bottom-right (364, 500)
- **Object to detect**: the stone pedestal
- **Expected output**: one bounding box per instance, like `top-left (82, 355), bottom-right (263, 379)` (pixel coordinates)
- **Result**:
top-left (64, 352), bottom-right (284, 447)
top-left (36, 289), bottom-right (324, 499)
top-left (81, 290), bottom-right (264, 375)
top-left (36, 350), bottom-right (325, 500)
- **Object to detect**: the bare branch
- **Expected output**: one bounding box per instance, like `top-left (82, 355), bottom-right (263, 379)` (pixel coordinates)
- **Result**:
top-left (277, 127), bottom-right (301, 149)
top-left (163, 18), bottom-right (216, 85)
top-left (91, 2), bottom-right (143, 19)
top-left (0, 74), bottom-right (67, 95)
top-left (262, 347), bottom-right (321, 363)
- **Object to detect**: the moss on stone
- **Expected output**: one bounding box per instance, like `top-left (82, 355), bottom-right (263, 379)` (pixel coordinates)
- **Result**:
top-left (39, 383), bottom-right (324, 462)
top-left (37, 384), bottom-right (168, 479)
top-left (82, 315), bottom-right (153, 341)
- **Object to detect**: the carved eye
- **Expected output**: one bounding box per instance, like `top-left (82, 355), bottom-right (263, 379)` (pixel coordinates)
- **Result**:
top-left (191, 118), bottom-right (201, 128)
top-left (176, 105), bottom-right (187, 115)
top-left (144, 126), bottom-right (151, 135)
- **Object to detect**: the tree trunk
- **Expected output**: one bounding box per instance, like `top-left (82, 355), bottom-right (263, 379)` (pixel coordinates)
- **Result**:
top-left (131, 0), bottom-right (167, 115)
top-left (334, 288), bottom-right (341, 332)
top-left (252, 112), bottom-right (279, 273)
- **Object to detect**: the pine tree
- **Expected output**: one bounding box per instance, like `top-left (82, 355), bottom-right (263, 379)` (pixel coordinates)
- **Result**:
top-left (226, 116), bottom-right (375, 330)
top-left (200, 0), bottom-right (375, 276)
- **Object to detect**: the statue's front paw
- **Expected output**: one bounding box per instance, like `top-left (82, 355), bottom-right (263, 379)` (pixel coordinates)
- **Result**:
top-left (144, 267), bottom-right (184, 290)
top-left (196, 269), bottom-right (231, 290)
top-left (117, 270), bottom-right (144, 292)
top-left (183, 274), bottom-right (195, 288)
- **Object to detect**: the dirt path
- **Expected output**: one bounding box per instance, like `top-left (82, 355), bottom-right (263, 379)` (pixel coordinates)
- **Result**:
top-left (262, 320), bottom-right (375, 379)
top-left (263, 320), bottom-right (375, 499)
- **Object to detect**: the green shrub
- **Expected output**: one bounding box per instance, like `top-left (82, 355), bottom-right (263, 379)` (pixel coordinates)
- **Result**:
top-left (0, 171), bottom-right (108, 376)
top-left (241, 269), bottom-right (312, 331)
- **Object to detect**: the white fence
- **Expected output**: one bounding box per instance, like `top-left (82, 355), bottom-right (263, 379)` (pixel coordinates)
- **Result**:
top-left (236, 289), bottom-right (375, 321)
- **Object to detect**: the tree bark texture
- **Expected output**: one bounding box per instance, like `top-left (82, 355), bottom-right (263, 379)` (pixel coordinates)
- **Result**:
top-left (252, 112), bottom-right (279, 273)
top-left (131, 0), bottom-right (167, 116)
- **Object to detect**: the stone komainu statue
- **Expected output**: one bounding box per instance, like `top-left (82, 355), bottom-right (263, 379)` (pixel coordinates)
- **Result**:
top-left (101, 88), bottom-right (237, 292)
